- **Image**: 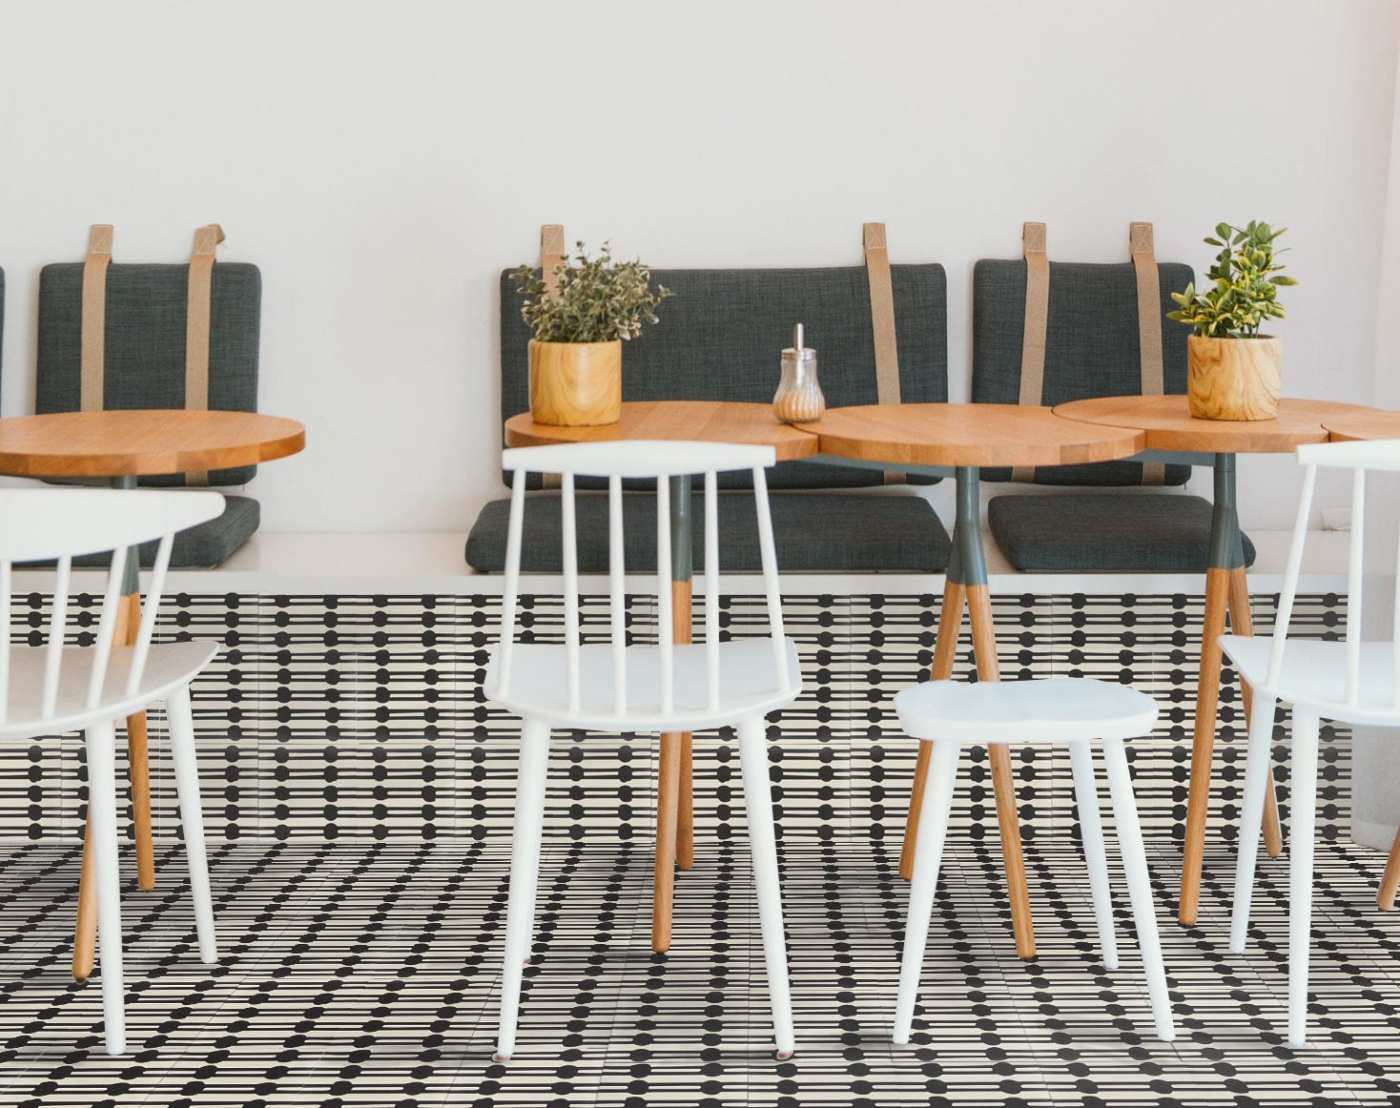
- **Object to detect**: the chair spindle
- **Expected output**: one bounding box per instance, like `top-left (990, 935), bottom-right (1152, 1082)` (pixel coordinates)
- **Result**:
top-left (609, 475), bottom-right (627, 716)
top-left (657, 475), bottom-right (674, 714)
top-left (85, 546), bottom-right (128, 711)
top-left (752, 466), bottom-right (789, 688)
top-left (1267, 464), bottom-right (1316, 689)
top-left (125, 533), bottom-right (173, 699)
top-left (497, 468), bottom-right (528, 699)
top-left (561, 473), bottom-right (581, 713)
top-left (0, 560), bottom-right (10, 725)
top-left (1346, 467), bottom-right (1366, 706)
top-left (40, 555), bottom-right (72, 720)
top-left (704, 471), bottom-right (721, 711)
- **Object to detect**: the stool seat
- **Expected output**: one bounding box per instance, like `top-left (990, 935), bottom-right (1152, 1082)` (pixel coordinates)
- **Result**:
top-left (896, 677), bottom-right (1158, 744)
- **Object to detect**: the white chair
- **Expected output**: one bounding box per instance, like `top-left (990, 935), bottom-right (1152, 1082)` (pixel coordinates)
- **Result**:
top-left (892, 678), bottom-right (1176, 1045)
top-left (0, 488), bottom-right (224, 1056)
top-left (1226, 438), bottom-right (1400, 1048)
top-left (485, 440), bottom-right (801, 1062)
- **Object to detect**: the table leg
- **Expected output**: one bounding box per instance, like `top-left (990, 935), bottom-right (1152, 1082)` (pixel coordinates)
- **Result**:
top-left (1179, 454), bottom-right (1281, 926)
top-left (899, 467), bottom-right (1035, 958)
top-left (653, 475), bottom-right (693, 953)
top-left (899, 577), bottom-right (964, 880)
top-left (75, 477), bottom-right (157, 981)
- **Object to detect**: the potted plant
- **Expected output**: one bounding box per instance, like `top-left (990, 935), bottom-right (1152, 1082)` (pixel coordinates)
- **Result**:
top-left (1167, 220), bottom-right (1297, 421)
top-left (510, 242), bottom-right (671, 426)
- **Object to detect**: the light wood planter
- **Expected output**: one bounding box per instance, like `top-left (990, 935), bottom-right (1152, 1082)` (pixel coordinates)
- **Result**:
top-left (528, 340), bottom-right (622, 426)
top-left (1187, 336), bottom-right (1281, 421)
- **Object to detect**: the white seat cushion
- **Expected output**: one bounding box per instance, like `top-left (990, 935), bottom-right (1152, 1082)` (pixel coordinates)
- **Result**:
top-left (1220, 634), bottom-right (1400, 725)
top-left (895, 677), bottom-right (1158, 744)
top-left (0, 640), bottom-right (218, 739)
top-left (485, 637), bottom-right (801, 732)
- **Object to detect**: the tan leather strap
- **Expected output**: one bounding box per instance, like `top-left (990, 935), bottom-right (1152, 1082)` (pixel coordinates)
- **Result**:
top-left (80, 225), bottom-right (113, 413)
top-left (863, 222), bottom-right (905, 484)
top-left (539, 225), bottom-right (565, 490)
top-left (184, 224), bottom-right (225, 486)
top-left (1130, 222), bottom-right (1166, 485)
top-left (1013, 221), bottom-right (1049, 482)
top-left (540, 224), bottom-right (565, 299)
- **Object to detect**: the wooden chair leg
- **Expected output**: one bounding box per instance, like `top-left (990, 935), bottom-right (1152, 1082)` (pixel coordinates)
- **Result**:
top-left (652, 732), bottom-right (683, 953)
top-left (1228, 567), bottom-right (1282, 857)
top-left (673, 582), bottom-right (695, 872)
top-left (1379, 825), bottom-right (1400, 911)
top-left (73, 817), bottom-right (97, 981)
top-left (1179, 566), bottom-right (1231, 926)
top-left (900, 578), bottom-right (965, 881)
top-left (966, 585), bottom-right (1035, 959)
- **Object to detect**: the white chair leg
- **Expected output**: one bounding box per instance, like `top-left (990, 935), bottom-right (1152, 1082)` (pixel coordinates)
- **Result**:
top-left (1102, 736), bottom-right (1175, 1043)
top-left (167, 687), bottom-right (217, 964)
top-left (494, 719), bottom-right (550, 1063)
top-left (1288, 709), bottom-right (1321, 1049)
top-left (1230, 694), bottom-right (1277, 954)
top-left (85, 720), bottom-right (126, 1057)
top-left (893, 739), bottom-right (960, 1046)
top-left (1069, 740), bottom-right (1118, 971)
top-left (737, 715), bottom-right (796, 1060)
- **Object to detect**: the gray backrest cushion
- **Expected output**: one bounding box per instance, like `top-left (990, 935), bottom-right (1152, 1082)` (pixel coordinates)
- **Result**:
top-left (972, 259), bottom-right (1194, 485)
top-left (500, 264), bottom-right (948, 489)
top-left (37, 262), bottom-right (261, 487)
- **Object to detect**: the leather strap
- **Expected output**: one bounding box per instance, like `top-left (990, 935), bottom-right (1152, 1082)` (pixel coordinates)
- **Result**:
top-left (1013, 222), bottom-right (1049, 483)
top-left (184, 224), bottom-right (225, 486)
top-left (539, 225), bottom-right (565, 490)
top-left (80, 225), bottom-right (113, 413)
top-left (863, 222), bottom-right (905, 484)
top-left (1130, 222), bottom-right (1166, 485)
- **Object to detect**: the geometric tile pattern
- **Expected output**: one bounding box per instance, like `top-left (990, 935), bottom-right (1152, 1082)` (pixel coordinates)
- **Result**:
top-left (0, 841), bottom-right (1397, 1106)
top-left (2, 590), bottom-right (1350, 849)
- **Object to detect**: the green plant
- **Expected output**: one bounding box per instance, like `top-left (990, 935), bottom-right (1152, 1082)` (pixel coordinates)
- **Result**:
top-left (1167, 221), bottom-right (1297, 338)
top-left (510, 241), bottom-right (671, 343)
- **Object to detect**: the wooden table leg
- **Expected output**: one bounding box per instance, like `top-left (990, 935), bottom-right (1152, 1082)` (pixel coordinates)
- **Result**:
top-left (674, 581), bottom-right (695, 872)
top-left (966, 583), bottom-right (1035, 959)
top-left (899, 577), bottom-right (965, 880)
top-left (1228, 566), bottom-right (1283, 858)
top-left (653, 731), bottom-right (683, 952)
top-left (75, 584), bottom-right (156, 981)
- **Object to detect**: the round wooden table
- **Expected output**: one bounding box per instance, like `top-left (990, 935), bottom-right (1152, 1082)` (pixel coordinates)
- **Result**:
top-left (0, 409), bottom-right (306, 981)
top-left (804, 403), bottom-right (1146, 960)
top-left (1323, 407), bottom-right (1400, 442)
top-left (1053, 394), bottom-right (1370, 927)
top-left (504, 401), bottom-right (812, 953)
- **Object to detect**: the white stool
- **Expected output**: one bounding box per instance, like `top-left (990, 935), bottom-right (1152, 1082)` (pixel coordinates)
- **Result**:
top-left (891, 676), bottom-right (1175, 1045)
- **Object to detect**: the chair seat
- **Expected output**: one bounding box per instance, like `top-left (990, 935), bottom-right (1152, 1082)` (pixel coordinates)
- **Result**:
top-left (0, 640), bottom-right (218, 739)
top-left (895, 677), bottom-right (1158, 744)
top-left (465, 491), bottom-right (951, 574)
top-left (988, 493), bottom-right (1257, 572)
top-left (70, 494), bottom-right (260, 569)
top-left (1220, 635), bottom-right (1400, 725)
top-left (485, 637), bottom-right (801, 732)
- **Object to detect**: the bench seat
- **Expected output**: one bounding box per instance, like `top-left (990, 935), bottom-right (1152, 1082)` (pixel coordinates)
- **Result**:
top-left (466, 492), bottom-right (951, 574)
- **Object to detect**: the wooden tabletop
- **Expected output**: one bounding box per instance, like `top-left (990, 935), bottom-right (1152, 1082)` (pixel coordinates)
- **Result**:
top-left (0, 410), bottom-right (306, 477)
top-left (1054, 394), bottom-right (1371, 454)
top-left (504, 401), bottom-right (819, 462)
top-left (803, 403), bottom-right (1144, 468)
top-left (1322, 407), bottom-right (1400, 442)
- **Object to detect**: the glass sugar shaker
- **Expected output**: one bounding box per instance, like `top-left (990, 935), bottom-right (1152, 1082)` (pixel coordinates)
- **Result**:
top-left (772, 322), bottom-right (826, 424)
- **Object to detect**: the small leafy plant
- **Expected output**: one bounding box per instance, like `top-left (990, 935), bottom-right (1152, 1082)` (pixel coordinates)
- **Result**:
top-left (1167, 221), bottom-right (1297, 338)
top-left (511, 241), bottom-right (671, 343)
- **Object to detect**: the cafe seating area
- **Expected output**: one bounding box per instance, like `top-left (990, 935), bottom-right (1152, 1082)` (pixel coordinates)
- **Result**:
top-left (4, 4), bottom-right (1400, 1106)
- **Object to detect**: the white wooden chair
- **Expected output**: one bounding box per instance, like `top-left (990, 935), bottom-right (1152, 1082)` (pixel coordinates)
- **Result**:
top-left (485, 441), bottom-right (800, 1062)
top-left (1226, 437), bottom-right (1400, 1048)
top-left (891, 678), bottom-right (1176, 1045)
top-left (0, 488), bottom-right (224, 1056)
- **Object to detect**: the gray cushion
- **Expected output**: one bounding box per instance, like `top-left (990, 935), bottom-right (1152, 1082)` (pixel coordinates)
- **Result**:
top-left (973, 259), bottom-right (1194, 486)
top-left (37, 262), bottom-right (261, 487)
top-left (988, 493), bottom-right (1256, 572)
top-left (466, 492), bottom-right (950, 573)
top-left (71, 494), bottom-right (260, 570)
top-left (500, 264), bottom-right (947, 490)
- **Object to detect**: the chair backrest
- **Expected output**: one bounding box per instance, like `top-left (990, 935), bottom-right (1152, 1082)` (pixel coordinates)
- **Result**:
top-left (972, 252), bottom-right (1194, 486)
top-left (1271, 439), bottom-right (1400, 710)
top-left (492, 440), bottom-right (788, 721)
top-left (37, 256), bottom-right (261, 487)
top-left (0, 488), bottom-right (224, 726)
top-left (500, 263), bottom-right (948, 490)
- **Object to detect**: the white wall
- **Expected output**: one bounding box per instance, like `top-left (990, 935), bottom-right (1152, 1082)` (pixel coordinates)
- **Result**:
top-left (1, 0), bottom-right (1396, 533)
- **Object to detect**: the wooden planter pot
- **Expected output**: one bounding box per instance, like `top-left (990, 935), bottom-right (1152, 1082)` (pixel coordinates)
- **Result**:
top-left (1187, 335), bottom-right (1281, 421)
top-left (528, 340), bottom-right (622, 426)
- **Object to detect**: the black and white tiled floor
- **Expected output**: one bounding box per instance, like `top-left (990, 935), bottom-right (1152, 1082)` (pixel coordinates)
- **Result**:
top-left (1, 839), bottom-right (1400, 1106)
